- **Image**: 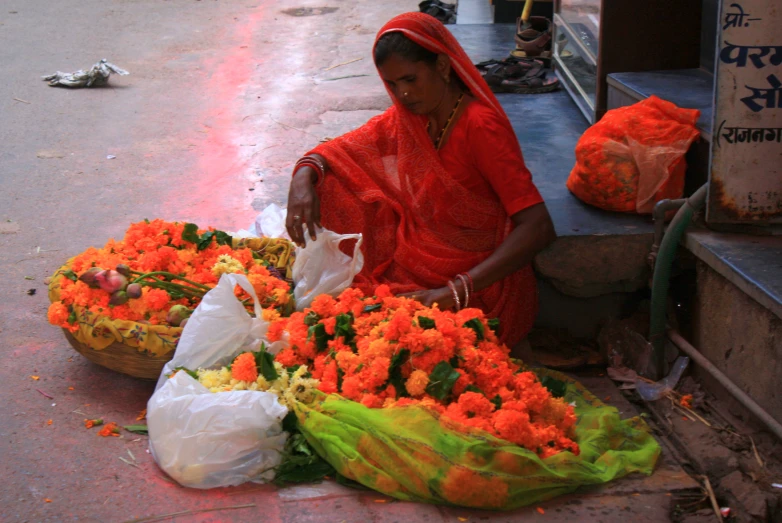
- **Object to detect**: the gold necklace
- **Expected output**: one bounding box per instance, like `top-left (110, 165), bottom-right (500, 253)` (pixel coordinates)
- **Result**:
top-left (428, 92), bottom-right (464, 151)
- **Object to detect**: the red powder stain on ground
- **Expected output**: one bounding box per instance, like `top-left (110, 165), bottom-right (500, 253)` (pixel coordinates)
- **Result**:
top-left (165, 6), bottom-right (267, 231)
top-left (16, 341), bottom-right (58, 355)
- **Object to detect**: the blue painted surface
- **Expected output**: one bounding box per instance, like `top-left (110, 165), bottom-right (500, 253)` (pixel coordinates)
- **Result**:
top-left (449, 24), bottom-right (654, 237)
top-left (686, 231), bottom-right (782, 318)
top-left (608, 69), bottom-right (715, 136)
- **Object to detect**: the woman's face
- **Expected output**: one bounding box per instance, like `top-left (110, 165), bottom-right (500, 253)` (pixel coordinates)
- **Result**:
top-left (377, 53), bottom-right (448, 115)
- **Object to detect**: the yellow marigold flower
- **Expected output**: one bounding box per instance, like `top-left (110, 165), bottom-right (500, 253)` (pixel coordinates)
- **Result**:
top-left (255, 375), bottom-right (270, 390)
top-left (211, 255), bottom-right (245, 278)
top-left (406, 370), bottom-right (429, 397)
top-left (262, 308), bottom-right (281, 323)
top-left (272, 288), bottom-right (290, 305)
top-left (280, 390), bottom-right (297, 410)
top-left (290, 366), bottom-right (309, 381)
top-left (197, 369), bottom-right (229, 390)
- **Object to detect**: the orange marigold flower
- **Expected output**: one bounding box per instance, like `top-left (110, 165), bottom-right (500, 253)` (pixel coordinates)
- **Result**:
top-left (405, 370), bottom-right (429, 397)
top-left (142, 288), bottom-right (171, 311)
top-left (274, 347), bottom-right (300, 368)
top-left (321, 316), bottom-right (337, 336)
top-left (456, 392), bottom-right (496, 418)
top-left (491, 409), bottom-right (530, 444)
top-left (47, 302), bottom-right (70, 327)
top-left (680, 394), bottom-right (693, 409)
top-left (84, 418), bottom-right (103, 429)
top-left (310, 294), bottom-right (337, 318)
top-left (266, 319), bottom-right (287, 342)
top-left (318, 359), bottom-right (339, 394)
top-left (98, 422), bottom-right (120, 437)
top-left (360, 393), bottom-right (383, 408)
top-left (340, 375), bottom-right (364, 401)
top-left (231, 352), bottom-right (258, 382)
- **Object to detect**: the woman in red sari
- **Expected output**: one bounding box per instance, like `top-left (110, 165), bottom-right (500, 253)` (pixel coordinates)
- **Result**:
top-left (286, 12), bottom-right (555, 349)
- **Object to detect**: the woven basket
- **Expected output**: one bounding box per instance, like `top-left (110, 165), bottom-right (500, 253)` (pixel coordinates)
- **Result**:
top-left (55, 236), bottom-right (296, 380)
top-left (63, 329), bottom-right (173, 380)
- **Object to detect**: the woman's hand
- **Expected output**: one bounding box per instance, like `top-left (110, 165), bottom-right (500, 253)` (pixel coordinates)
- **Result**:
top-left (399, 286), bottom-right (456, 309)
top-left (286, 167), bottom-right (321, 247)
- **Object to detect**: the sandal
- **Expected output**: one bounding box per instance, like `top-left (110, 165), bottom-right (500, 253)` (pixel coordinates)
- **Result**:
top-left (480, 56), bottom-right (558, 94)
top-left (497, 72), bottom-right (560, 94)
top-left (476, 55), bottom-right (542, 77)
top-left (513, 16), bottom-right (553, 65)
top-left (419, 0), bottom-right (457, 24)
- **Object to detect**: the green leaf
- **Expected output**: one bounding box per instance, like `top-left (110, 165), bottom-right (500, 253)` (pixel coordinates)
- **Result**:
top-left (67, 310), bottom-right (78, 325)
top-left (464, 384), bottom-right (483, 394)
top-left (336, 364), bottom-right (345, 391)
top-left (197, 231), bottom-right (215, 251)
top-left (417, 316), bottom-right (436, 330)
top-left (334, 313), bottom-right (355, 345)
top-left (540, 375), bottom-right (567, 398)
top-left (490, 394), bottom-right (503, 410)
top-left (273, 433), bottom-right (335, 486)
top-left (387, 348), bottom-right (410, 398)
top-left (254, 345), bottom-right (279, 381)
top-left (425, 361), bottom-right (461, 400)
top-left (282, 411), bottom-right (298, 433)
top-left (463, 318), bottom-right (485, 341)
top-left (488, 318), bottom-right (500, 334)
top-left (214, 230), bottom-right (233, 246)
top-left (303, 311), bottom-right (320, 327)
top-left (182, 223), bottom-right (200, 243)
top-left (123, 425), bottom-right (149, 435)
top-left (63, 270), bottom-right (78, 282)
top-left (307, 323), bottom-right (330, 353)
top-left (362, 303), bottom-right (382, 313)
top-left (273, 458), bottom-right (335, 486)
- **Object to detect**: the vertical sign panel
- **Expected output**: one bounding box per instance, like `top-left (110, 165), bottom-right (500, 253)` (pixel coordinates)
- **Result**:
top-left (708, 0), bottom-right (782, 224)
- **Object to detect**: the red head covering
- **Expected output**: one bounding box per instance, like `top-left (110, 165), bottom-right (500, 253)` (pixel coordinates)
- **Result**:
top-left (310, 13), bottom-right (537, 346)
top-left (374, 12), bottom-right (507, 120)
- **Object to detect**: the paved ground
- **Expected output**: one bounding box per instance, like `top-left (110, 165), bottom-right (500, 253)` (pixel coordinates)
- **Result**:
top-left (0, 1), bottom-right (697, 521)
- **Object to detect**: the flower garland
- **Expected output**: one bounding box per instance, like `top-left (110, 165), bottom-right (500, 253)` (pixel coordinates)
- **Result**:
top-left (190, 349), bottom-right (319, 411)
top-left (47, 219), bottom-right (292, 332)
top-left (266, 285), bottom-right (579, 458)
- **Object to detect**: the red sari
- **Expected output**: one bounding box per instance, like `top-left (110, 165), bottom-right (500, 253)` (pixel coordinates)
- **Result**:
top-left (309, 13), bottom-right (543, 347)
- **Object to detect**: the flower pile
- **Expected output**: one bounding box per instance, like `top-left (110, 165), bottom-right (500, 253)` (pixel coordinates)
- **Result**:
top-left (267, 285), bottom-right (579, 458)
top-left (47, 219), bottom-right (291, 332)
top-left (188, 348), bottom-right (319, 411)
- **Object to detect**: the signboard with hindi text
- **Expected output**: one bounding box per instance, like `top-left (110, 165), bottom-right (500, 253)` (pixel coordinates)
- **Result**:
top-left (708, 0), bottom-right (782, 224)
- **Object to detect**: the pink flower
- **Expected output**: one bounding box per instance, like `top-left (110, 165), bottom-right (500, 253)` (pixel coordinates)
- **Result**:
top-left (94, 270), bottom-right (128, 293)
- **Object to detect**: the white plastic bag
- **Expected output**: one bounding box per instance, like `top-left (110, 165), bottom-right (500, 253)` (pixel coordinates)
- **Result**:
top-left (148, 272), bottom-right (288, 488)
top-left (231, 204), bottom-right (289, 239)
top-left (255, 203), bottom-right (288, 239)
top-left (155, 272), bottom-right (282, 391)
top-left (147, 371), bottom-right (288, 489)
top-left (292, 227), bottom-right (364, 310)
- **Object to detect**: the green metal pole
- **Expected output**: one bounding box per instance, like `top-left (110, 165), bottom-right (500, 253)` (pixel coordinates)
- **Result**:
top-left (649, 184), bottom-right (708, 379)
